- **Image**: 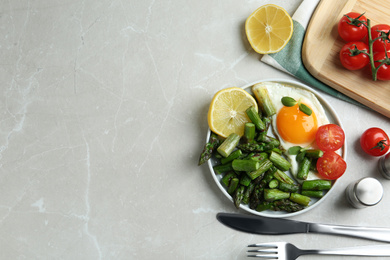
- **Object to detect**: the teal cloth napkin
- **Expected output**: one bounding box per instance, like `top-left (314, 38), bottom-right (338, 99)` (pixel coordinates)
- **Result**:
top-left (261, 0), bottom-right (363, 107)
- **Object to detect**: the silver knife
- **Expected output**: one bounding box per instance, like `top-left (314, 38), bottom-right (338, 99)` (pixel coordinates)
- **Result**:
top-left (217, 213), bottom-right (390, 242)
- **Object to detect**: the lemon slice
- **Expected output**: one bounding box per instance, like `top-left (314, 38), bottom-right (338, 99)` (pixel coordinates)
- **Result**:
top-left (208, 87), bottom-right (258, 138)
top-left (245, 4), bottom-right (293, 54)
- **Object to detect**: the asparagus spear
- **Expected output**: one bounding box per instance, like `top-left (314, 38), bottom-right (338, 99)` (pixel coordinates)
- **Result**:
top-left (264, 189), bottom-right (290, 202)
top-left (269, 151), bottom-right (291, 171)
top-left (247, 159), bottom-right (273, 180)
top-left (246, 106), bottom-right (265, 131)
top-left (302, 179), bottom-right (332, 191)
top-left (242, 182), bottom-right (255, 204)
top-left (249, 186), bottom-right (263, 210)
top-left (221, 172), bottom-right (236, 187)
top-left (198, 132), bottom-right (220, 165)
top-left (238, 142), bottom-right (264, 153)
top-left (257, 132), bottom-right (280, 147)
top-left (252, 83), bottom-right (276, 117)
top-left (232, 159), bottom-right (260, 172)
top-left (268, 179), bottom-right (279, 189)
top-left (234, 185), bottom-right (245, 208)
top-left (220, 149), bottom-right (242, 164)
top-left (244, 123), bottom-right (256, 142)
top-left (255, 201), bottom-right (274, 212)
top-left (213, 163), bottom-right (233, 174)
top-left (262, 117), bottom-right (271, 132)
top-left (273, 199), bottom-right (305, 212)
top-left (238, 142), bottom-right (276, 153)
top-left (301, 190), bottom-right (324, 198)
top-left (290, 193), bottom-right (311, 206)
top-left (256, 199), bottom-right (305, 212)
top-left (305, 149), bottom-right (324, 158)
top-left (296, 151), bottom-right (306, 162)
top-left (278, 182), bottom-right (300, 193)
top-left (240, 174), bottom-right (252, 187)
top-left (217, 133), bottom-right (240, 157)
top-left (228, 177), bottom-right (239, 194)
top-left (309, 158), bottom-right (318, 171)
top-left (249, 171), bottom-right (273, 209)
top-left (297, 157), bottom-right (311, 180)
top-left (273, 168), bottom-right (295, 184)
top-left (248, 152), bottom-right (268, 161)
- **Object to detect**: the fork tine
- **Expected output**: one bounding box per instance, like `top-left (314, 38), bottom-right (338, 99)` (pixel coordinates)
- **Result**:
top-left (248, 244), bottom-right (278, 248)
top-left (247, 249), bottom-right (277, 253)
top-left (246, 254), bottom-right (278, 259)
top-left (247, 244), bottom-right (279, 258)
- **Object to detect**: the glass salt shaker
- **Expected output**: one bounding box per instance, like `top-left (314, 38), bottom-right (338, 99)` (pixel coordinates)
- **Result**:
top-left (345, 177), bottom-right (383, 208)
top-left (379, 153), bottom-right (390, 179)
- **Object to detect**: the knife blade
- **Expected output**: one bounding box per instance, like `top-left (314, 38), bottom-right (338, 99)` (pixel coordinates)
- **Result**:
top-left (217, 212), bottom-right (390, 242)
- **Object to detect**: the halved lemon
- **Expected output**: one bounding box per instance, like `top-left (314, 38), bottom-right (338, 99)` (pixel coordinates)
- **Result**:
top-left (207, 87), bottom-right (258, 138)
top-left (245, 4), bottom-right (293, 54)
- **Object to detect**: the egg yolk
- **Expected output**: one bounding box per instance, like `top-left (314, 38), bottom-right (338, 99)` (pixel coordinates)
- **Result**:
top-left (276, 103), bottom-right (318, 144)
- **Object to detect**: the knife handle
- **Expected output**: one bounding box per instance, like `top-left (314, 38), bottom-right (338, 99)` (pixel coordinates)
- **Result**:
top-left (310, 223), bottom-right (390, 242)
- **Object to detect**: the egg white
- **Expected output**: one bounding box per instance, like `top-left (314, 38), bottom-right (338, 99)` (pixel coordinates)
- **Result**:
top-left (258, 82), bottom-right (330, 182)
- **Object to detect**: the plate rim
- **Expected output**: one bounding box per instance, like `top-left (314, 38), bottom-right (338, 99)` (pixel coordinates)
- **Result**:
top-left (206, 78), bottom-right (347, 218)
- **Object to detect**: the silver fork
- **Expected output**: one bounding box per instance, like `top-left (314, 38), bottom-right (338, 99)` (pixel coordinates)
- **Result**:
top-left (247, 242), bottom-right (390, 259)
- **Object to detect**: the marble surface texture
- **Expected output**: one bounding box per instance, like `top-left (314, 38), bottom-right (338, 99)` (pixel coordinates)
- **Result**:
top-left (1, 0), bottom-right (390, 259)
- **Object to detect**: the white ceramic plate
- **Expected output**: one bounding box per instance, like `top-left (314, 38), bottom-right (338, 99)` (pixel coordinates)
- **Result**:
top-left (206, 79), bottom-right (347, 218)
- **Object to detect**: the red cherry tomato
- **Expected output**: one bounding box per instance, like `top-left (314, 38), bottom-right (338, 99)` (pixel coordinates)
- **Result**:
top-left (371, 24), bottom-right (390, 52)
top-left (339, 42), bottom-right (370, 70)
top-left (360, 127), bottom-right (390, 156)
top-left (338, 12), bottom-right (368, 42)
top-left (373, 52), bottom-right (390, 81)
top-left (317, 152), bottom-right (347, 180)
top-left (315, 124), bottom-right (345, 152)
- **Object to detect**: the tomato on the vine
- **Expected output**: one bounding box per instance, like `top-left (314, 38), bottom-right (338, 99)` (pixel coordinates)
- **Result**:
top-left (360, 127), bottom-right (390, 156)
top-left (338, 12), bottom-right (368, 42)
top-left (316, 124), bottom-right (345, 152)
top-left (373, 52), bottom-right (390, 80)
top-left (317, 152), bottom-right (347, 180)
top-left (339, 42), bottom-right (370, 70)
top-left (371, 24), bottom-right (390, 52)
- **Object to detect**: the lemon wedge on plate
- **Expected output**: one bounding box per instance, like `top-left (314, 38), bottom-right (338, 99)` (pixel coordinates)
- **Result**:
top-left (207, 87), bottom-right (258, 138)
top-left (245, 4), bottom-right (293, 54)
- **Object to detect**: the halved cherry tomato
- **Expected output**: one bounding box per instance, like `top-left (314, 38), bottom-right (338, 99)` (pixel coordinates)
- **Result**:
top-left (374, 52), bottom-right (390, 81)
top-left (339, 42), bottom-right (370, 70)
top-left (338, 12), bottom-right (367, 42)
top-left (360, 127), bottom-right (390, 156)
top-left (315, 124), bottom-right (345, 152)
top-left (317, 152), bottom-right (347, 180)
top-left (371, 24), bottom-right (390, 52)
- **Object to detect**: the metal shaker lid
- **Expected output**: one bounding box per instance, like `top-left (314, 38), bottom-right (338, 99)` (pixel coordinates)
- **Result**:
top-left (355, 178), bottom-right (383, 206)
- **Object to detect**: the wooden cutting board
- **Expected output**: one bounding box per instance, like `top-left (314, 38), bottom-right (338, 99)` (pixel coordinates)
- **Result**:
top-left (302, 0), bottom-right (390, 118)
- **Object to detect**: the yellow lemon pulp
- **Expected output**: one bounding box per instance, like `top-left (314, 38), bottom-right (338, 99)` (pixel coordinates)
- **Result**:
top-left (207, 87), bottom-right (258, 138)
top-left (245, 4), bottom-right (293, 54)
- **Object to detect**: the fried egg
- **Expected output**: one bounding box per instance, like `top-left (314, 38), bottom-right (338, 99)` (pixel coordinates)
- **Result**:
top-left (254, 82), bottom-right (330, 182)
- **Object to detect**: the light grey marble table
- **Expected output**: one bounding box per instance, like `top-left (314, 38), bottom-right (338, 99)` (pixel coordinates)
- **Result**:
top-left (1, 0), bottom-right (390, 259)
